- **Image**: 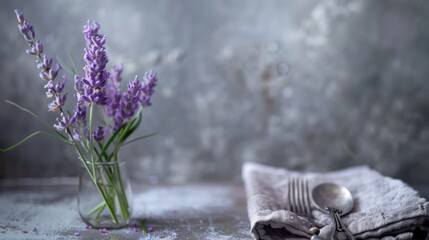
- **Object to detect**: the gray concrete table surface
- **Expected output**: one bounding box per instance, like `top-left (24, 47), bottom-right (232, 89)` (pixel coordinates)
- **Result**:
top-left (0, 180), bottom-right (251, 240)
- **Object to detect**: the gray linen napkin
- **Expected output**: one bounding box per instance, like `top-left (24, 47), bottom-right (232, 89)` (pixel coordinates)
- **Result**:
top-left (242, 162), bottom-right (429, 240)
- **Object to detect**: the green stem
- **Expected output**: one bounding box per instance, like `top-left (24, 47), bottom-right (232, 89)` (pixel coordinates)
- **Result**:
top-left (94, 203), bottom-right (107, 221)
top-left (75, 147), bottom-right (119, 224)
top-left (86, 201), bottom-right (106, 217)
top-left (113, 151), bottom-right (130, 220)
top-left (89, 103), bottom-right (95, 177)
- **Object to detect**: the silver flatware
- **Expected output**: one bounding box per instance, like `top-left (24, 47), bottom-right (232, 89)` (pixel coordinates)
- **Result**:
top-left (287, 177), bottom-right (312, 216)
top-left (311, 183), bottom-right (355, 240)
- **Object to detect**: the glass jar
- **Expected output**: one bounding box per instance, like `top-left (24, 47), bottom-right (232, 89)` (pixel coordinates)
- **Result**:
top-left (78, 161), bottom-right (133, 228)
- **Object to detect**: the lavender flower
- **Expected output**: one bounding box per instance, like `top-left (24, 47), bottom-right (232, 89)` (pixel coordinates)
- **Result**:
top-left (17, 21), bottom-right (34, 42)
top-left (92, 126), bottom-right (106, 142)
top-left (45, 76), bottom-right (67, 112)
top-left (39, 64), bottom-right (61, 81)
top-left (54, 113), bottom-right (76, 132)
top-left (36, 55), bottom-right (53, 70)
top-left (105, 65), bottom-right (123, 118)
top-left (81, 21), bottom-right (109, 105)
top-left (45, 75), bottom-right (66, 98)
top-left (106, 70), bottom-right (158, 130)
top-left (15, 10), bottom-right (62, 83)
top-left (120, 76), bottom-right (142, 119)
top-left (15, 10), bottom-right (24, 24)
top-left (109, 76), bottom-right (143, 130)
top-left (74, 75), bottom-right (83, 92)
top-left (141, 71), bottom-right (157, 107)
top-left (15, 9), bottom-right (68, 118)
top-left (110, 64), bottom-right (123, 83)
top-left (73, 105), bottom-right (87, 123)
top-left (26, 40), bottom-right (43, 55)
top-left (48, 93), bottom-right (67, 112)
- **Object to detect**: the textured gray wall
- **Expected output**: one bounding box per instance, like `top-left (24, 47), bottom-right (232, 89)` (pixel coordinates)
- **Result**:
top-left (1, 0), bottom-right (428, 184)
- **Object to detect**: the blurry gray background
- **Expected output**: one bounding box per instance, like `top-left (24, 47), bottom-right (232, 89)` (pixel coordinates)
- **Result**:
top-left (1, 0), bottom-right (428, 186)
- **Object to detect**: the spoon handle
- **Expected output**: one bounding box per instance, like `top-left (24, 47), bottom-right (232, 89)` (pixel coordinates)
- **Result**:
top-left (325, 207), bottom-right (355, 240)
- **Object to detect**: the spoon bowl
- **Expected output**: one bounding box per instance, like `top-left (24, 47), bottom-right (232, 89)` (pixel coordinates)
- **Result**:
top-left (312, 183), bottom-right (353, 215)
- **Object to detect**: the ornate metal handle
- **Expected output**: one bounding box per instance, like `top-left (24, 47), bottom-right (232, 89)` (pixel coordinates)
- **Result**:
top-left (325, 207), bottom-right (355, 240)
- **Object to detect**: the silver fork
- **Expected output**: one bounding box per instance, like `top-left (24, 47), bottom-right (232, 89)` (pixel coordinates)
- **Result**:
top-left (286, 177), bottom-right (312, 216)
top-left (287, 177), bottom-right (323, 239)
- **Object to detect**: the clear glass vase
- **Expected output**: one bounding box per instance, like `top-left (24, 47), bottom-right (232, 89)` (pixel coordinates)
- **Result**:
top-left (78, 161), bottom-right (133, 228)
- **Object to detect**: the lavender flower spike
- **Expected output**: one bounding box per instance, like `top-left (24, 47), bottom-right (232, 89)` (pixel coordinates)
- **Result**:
top-left (92, 126), bottom-right (106, 142)
top-left (105, 65), bottom-right (123, 118)
top-left (15, 9), bottom-right (68, 118)
top-left (81, 20), bottom-right (109, 105)
top-left (54, 113), bottom-right (76, 132)
top-left (141, 71), bottom-right (158, 107)
top-left (120, 76), bottom-right (142, 118)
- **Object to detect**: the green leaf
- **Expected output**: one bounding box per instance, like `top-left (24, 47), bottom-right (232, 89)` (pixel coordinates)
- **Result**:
top-left (118, 113), bottom-right (142, 144)
top-left (0, 131), bottom-right (72, 152)
top-left (97, 124), bottom-right (127, 162)
top-left (86, 201), bottom-right (107, 217)
top-left (121, 132), bottom-right (158, 146)
top-left (56, 55), bottom-right (75, 75)
top-left (68, 52), bottom-right (78, 75)
top-left (5, 100), bottom-right (43, 123)
top-left (4, 100), bottom-right (69, 142)
top-left (52, 128), bottom-right (71, 143)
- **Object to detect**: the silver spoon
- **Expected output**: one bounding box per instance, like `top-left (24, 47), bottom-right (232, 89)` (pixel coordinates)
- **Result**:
top-left (311, 183), bottom-right (355, 240)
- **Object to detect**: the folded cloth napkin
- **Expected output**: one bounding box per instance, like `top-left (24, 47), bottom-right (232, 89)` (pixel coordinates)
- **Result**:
top-left (242, 162), bottom-right (429, 240)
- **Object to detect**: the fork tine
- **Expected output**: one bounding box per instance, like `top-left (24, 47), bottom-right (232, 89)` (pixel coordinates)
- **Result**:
top-left (289, 178), bottom-right (294, 212)
top-left (287, 178), bottom-right (292, 212)
top-left (298, 178), bottom-right (306, 214)
top-left (294, 178), bottom-right (300, 214)
top-left (303, 178), bottom-right (311, 215)
top-left (290, 178), bottom-right (296, 212)
top-left (294, 177), bottom-right (301, 214)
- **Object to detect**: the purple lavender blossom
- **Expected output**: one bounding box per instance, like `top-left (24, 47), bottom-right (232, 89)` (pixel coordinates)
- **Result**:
top-left (81, 21), bottom-right (109, 105)
top-left (141, 71), bottom-right (157, 107)
top-left (45, 75), bottom-right (66, 99)
top-left (92, 126), bottom-right (106, 142)
top-left (15, 9), bottom-right (68, 119)
top-left (120, 76), bottom-right (142, 119)
top-left (105, 65), bottom-right (123, 118)
top-left (15, 10), bottom-right (62, 83)
top-left (36, 55), bottom-right (53, 70)
top-left (17, 21), bottom-right (35, 42)
top-left (106, 71), bottom-right (158, 130)
top-left (74, 75), bottom-right (83, 92)
top-left (26, 40), bottom-right (43, 55)
top-left (54, 113), bottom-right (76, 131)
top-left (110, 64), bottom-right (123, 83)
top-left (73, 105), bottom-right (87, 123)
top-left (15, 10), bottom-right (24, 24)
top-left (48, 93), bottom-right (67, 112)
top-left (39, 64), bottom-right (61, 81)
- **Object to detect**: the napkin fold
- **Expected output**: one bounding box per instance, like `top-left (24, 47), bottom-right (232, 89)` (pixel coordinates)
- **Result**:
top-left (242, 162), bottom-right (429, 240)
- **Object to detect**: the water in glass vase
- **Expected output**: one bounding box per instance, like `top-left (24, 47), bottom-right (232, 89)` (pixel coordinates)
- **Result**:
top-left (78, 161), bottom-right (133, 228)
